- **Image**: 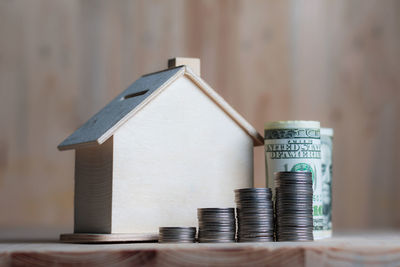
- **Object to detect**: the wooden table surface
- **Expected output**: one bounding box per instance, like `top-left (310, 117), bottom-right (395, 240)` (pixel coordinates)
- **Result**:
top-left (0, 231), bottom-right (399, 266)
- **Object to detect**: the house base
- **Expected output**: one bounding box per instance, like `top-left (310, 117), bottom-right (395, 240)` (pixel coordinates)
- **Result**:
top-left (60, 233), bottom-right (158, 243)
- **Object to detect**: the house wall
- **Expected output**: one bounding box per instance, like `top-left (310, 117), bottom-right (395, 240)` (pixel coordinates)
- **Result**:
top-left (74, 137), bottom-right (113, 233)
top-left (112, 76), bottom-right (253, 233)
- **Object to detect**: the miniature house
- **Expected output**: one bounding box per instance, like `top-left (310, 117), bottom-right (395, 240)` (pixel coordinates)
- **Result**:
top-left (58, 58), bottom-right (263, 236)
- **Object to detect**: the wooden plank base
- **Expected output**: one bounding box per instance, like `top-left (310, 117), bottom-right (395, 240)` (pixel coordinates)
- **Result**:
top-left (1, 231), bottom-right (399, 266)
top-left (60, 233), bottom-right (158, 243)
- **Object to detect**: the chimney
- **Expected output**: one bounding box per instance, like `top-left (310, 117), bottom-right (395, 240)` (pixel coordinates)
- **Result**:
top-left (168, 57), bottom-right (201, 76)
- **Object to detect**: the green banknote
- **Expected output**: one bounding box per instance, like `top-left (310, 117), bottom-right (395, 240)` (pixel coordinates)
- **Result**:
top-left (321, 128), bottom-right (333, 238)
top-left (264, 121), bottom-right (324, 239)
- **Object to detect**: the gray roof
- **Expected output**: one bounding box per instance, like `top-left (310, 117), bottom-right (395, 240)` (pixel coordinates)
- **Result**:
top-left (58, 66), bottom-right (185, 150)
top-left (58, 65), bottom-right (264, 150)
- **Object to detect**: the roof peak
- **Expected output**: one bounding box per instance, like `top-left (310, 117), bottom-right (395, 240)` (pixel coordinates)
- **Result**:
top-left (58, 66), bottom-right (263, 151)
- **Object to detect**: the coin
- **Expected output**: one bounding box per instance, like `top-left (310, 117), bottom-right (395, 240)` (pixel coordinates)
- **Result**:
top-left (275, 172), bottom-right (314, 242)
top-left (235, 188), bottom-right (274, 242)
top-left (197, 208), bottom-right (236, 243)
top-left (159, 227), bottom-right (196, 243)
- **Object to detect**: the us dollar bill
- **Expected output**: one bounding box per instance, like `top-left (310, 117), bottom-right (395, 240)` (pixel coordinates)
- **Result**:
top-left (264, 121), bottom-right (324, 239)
top-left (321, 128), bottom-right (333, 238)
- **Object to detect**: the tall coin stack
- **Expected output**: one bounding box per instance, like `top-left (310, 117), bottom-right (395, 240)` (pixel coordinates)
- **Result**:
top-left (158, 227), bottom-right (196, 243)
top-left (275, 172), bottom-right (314, 241)
top-left (235, 188), bottom-right (274, 242)
top-left (197, 208), bottom-right (236, 243)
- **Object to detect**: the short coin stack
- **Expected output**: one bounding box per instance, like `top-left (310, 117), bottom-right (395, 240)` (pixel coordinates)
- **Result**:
top-left (197, 208), bottom-right (236, 243)
top-left (158, 227), bottom-right (196, 243)
top-left (235, 188), bottom-right (274, 242)
top-left (275, 171), bottom-right (314, 241)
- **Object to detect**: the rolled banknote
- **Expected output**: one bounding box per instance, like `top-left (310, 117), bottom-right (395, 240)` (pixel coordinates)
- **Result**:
top-left (264, 121), bottom-right (324, 239)
top-left (320, 127), bottom-right (333, 238)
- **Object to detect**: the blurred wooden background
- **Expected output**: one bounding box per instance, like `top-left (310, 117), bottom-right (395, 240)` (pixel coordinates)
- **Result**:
top-left (0, 0), bottom-right (399, 231)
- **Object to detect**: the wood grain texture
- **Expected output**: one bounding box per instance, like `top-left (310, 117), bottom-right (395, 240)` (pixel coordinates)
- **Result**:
top-left (0, 0), bottom-right (399, 231)
top-left (60, 233), bottom-right (158, 243)
top-left (2, 232), bottom-right (400, 266)
top-left (74, 137), bottom-right (113, 233)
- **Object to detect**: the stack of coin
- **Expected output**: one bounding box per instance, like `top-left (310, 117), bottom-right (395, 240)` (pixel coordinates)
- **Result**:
top-left (197, 208), bottom-right (236, 243)
top-left (235, 188), bottom-right (274, 242)
top-left (275, 172), bottom-right (314, 241)
top-left (158, 227), bottom-right (196, 243)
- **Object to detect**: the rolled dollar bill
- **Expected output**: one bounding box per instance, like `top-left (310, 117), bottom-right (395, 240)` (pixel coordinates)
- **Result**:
top-left (264, 121), bottom-right (324, 239)
top-left (320, 127), bottom-right (333, 238)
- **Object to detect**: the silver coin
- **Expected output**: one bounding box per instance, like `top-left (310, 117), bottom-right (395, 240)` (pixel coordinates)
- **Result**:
top-left (276, 213), bottom-right (313, 218)
top-left (276, 235), bottom-right (313, 239)
top-left (238, 224), bottom-right (273, 229)
top-left (277, 192), bottom-right (313, 198)
top-left (198, 210), bottom-right (235, 213)
top-left (235, 200), bottom-right (273, 204)
top-left (276, 204), bottom-right (312, 209)
top-left (235, 187), bottom-right (276, 243)
top-left (239, 233), bottom-right (274, 237)
top-left (276, 237), bottom-right (313, 242)
top-left (276, 213), bottom-right (312, 217)
top-left (276, 221), bottom-right (313, 225)
top-left (236, 196), bottom-right (272, 200)
top-left (198, 234), bottom-right (235, 238)
top-left (276, 199), bottom-right (313, 203)
top-left (276, 192), bottom-right (313, 196)
top-left (275, 210), bottom-right (313, 215)
top-left (237, 208), bottom-right (273, 213)
top-left (237, 217), bottom-right (274, 222)
top-left (239, 229), bottom-right (274, 234)
top-left (237, 206), bottom-right (272, 210)
top-left (198, 214), bottom-right (235, 219)
top-left (276, 190), bottom-right (313, 195)
top-left (239, 223), bottom-right (274, 228)
top-left (198, 224), bottom-right (235, 228)
top-left (198, 240), bottom-right (235, 243)
top-left (238, 239), bottom-right (274, 243)
top-left (277, 234), bottom-right (313, 239)
top-left (159, 227), bottom-right (197, 243)
top-left (277, 234), bottom-right (313, 238)
top-left (276, 230), bottom-right (313, 235)
top-left (236, 204), bottom-right (273, 208)
top-left (274, 172), bottom-right (315, 242)
top-left (237, 211), bottom-right (274, 215)
top-left (238, 219), bottom-right (272, 223)
top-left (236, 193), bottom-right (272, 197)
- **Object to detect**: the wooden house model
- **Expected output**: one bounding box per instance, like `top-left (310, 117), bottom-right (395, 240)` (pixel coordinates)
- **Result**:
top-left (58, 58), bottom-right (263, 239)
